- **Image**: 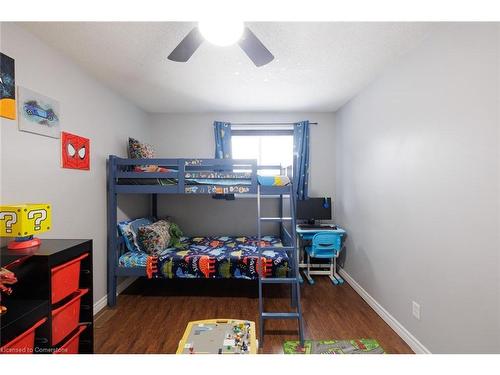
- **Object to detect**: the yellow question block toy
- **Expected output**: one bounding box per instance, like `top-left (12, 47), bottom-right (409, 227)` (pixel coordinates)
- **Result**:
top-left (0, 204), bottom-right (51, 249)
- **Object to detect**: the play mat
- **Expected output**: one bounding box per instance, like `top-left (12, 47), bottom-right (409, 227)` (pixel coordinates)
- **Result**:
top-left (283, 339), bottom-right (385, 354)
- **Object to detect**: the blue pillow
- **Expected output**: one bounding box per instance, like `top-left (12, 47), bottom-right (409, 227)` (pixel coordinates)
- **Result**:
top-left (117, 217), bottom-right (153, 252)
top-left (258, 175), bottom-right (291, 186)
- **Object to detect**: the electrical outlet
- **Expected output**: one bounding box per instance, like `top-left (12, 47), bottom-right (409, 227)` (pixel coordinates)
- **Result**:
top-left (412, 301), bottom-right (421, 320)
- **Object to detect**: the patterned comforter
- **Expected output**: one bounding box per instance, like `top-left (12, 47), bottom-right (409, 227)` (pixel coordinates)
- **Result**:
top-left (119, 235), bottom-right (290, 279)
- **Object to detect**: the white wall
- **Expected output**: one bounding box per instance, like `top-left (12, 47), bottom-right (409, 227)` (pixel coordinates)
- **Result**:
top-left (335, 23), bottom-right (500, 353)
top-left (148, 112), bottom-right (336, 236)
top-left (0, 23), bottom-right (150, 305)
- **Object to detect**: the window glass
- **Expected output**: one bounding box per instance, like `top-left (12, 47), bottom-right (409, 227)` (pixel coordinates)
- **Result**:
top-left (232, 135), bottom-right (293, 176)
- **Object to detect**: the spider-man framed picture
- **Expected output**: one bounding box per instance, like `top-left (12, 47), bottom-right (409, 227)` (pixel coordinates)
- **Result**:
top-left (61, 131), bottom-right (90, 170)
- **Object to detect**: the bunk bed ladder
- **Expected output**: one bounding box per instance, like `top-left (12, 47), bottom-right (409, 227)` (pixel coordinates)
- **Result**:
top-left (257, 184), bottom-right (305, 349)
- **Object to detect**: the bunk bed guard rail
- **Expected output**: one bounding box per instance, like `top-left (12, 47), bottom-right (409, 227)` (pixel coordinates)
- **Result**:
top-left (108, 156), bottom-right (261, 194)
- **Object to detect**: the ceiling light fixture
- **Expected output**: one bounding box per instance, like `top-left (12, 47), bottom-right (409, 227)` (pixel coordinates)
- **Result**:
top-left (168, 22), bottom-right (274, 66)
top-left (198, 20), bottom-right (244, 46)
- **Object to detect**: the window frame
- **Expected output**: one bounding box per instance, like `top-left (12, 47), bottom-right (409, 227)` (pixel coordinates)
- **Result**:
top-left (230, 128), bottom-right (294, 197)
top-left (231, 129), bottom-right (294, 137)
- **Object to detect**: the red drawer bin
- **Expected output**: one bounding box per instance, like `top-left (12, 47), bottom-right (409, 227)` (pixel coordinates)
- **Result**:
top-left (51, 253), bottom-right (89, 304)
top-left (0, 318), bottom-right (47, 354)
top-left (54, 324), bottom-right (87, 354)
top-left (51, 288), bottom-right (88, 346)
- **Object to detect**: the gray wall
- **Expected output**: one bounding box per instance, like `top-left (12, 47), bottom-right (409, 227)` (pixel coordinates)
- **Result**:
top-left (148, 112), bottom-right (336, 236)
top-left (335, 23), bottom-right (500, 353)
top-left (0, 23), bottom-right (151, 305)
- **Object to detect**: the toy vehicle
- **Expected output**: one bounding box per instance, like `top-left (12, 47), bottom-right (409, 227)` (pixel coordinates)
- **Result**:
top-left (23, 102), bottom-right (57, 123)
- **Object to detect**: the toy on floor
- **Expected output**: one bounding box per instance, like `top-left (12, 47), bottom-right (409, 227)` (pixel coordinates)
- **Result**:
top-left (283, 339), bottom-right (385, 354)
top-left (176, 319), bottom-right (257, 354)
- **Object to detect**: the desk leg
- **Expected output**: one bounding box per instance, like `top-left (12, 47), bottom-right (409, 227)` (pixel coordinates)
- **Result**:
top-left (305, 252), bottom-right (314, 285)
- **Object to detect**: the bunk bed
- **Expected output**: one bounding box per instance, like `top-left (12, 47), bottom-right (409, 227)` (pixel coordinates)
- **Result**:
top-left (107, 155), bottom-right (304, 346)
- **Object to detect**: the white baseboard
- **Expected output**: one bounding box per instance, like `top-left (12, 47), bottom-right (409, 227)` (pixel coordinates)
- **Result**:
top-left (93, 277), bottom-right (137, 316)
top-left (338, 268), bottom-right (431, 354)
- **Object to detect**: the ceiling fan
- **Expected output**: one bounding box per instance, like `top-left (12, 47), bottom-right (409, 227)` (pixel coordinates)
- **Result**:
top-left (168, 21), bottom-right (274, 67)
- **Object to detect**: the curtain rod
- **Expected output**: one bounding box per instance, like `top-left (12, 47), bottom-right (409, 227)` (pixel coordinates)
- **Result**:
top-left (229, 121), bottom-right (318, 126)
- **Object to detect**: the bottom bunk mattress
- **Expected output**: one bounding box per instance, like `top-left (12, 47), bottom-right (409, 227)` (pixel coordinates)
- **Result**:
top-left (119, 235), bottom-right (290, 279)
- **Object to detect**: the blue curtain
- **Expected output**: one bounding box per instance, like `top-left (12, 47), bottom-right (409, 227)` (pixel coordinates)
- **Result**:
top-left (214, 121), bottom-right (232, 159)
top-left (293, 120), bottom-right (310, 200)
top-left (213, 121), bottom-right (234, 200)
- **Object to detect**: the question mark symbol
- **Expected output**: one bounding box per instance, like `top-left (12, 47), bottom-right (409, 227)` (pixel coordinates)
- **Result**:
top-left (28, 209), bottom-right (47, 231)
top-left (0, 212), bottom-right (18, 233)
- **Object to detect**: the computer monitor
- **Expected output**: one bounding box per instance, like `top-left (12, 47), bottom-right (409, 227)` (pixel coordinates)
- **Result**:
top-left (296, 197), bottom-right (332, 224)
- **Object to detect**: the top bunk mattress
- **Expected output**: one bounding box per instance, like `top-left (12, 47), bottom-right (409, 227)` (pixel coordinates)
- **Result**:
top-left (117, 174), bottom-right (290, 187)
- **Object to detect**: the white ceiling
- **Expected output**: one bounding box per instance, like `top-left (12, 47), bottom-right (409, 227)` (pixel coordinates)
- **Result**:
top-left (20, 22), bottom-right (436, 113)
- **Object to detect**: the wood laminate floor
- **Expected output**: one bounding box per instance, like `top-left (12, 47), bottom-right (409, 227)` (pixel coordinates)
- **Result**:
top-left (94, 277), bottom-right (413, 354)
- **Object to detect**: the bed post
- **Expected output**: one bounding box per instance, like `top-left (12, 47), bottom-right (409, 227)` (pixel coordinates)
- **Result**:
top-left (279, 193), bottom-right (284, 240)
top-left (107, 155), bottom-right (118, 307)
top-left (289, 186), bottom-right (298, 309)
top-left (152, 194), bottom-right (158, 218)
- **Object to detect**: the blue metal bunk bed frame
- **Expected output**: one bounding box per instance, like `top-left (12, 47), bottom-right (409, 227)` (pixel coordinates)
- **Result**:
top-left (107, 155), bottom-right (304, 347)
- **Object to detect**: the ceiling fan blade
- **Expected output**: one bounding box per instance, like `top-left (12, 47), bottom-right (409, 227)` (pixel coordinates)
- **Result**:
top-left (238, 27), bottom-right (274, 67)
top-left (168, 27), bottom-right (204, 62)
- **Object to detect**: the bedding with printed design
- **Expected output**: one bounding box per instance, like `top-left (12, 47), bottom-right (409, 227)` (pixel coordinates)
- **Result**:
top-left (119, 235), bottom-right (290, 279)
top-left (117, 174), bottom-right (290, 187)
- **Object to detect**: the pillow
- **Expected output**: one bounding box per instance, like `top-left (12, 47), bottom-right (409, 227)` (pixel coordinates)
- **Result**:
top-left (117, 217), bottom-right (154, 252)
top-left (128, 137), bottom-right (171, 173)
top-left (128, 137), bottom-right (155, 159)
top-left (257, 175), bottom-right (291, 186)
top-left (137, 220), bottom-right (172, 256)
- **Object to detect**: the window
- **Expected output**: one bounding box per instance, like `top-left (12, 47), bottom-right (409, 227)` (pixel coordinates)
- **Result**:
top-left (231, 129), bottom-right (293, 176)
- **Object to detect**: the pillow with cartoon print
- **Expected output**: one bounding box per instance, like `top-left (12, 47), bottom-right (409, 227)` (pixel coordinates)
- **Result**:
top-left (117, 217), bottom-right (154, 252)
top-left (128, 137), bottom-right (155, 159)
top-left (137, 220), bottom-right (172, 256)
top-left (128, 137), bottom-right (173, 172)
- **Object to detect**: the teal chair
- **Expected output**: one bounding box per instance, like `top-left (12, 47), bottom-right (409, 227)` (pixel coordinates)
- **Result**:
top-left (304, 232), bottom-right (344, 285)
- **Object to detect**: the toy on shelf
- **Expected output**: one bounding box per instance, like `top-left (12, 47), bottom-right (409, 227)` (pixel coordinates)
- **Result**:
top-left (0, 204), bottom-right (52, 250)
top-left (0, 267), bottom-right (17, 315)
top-left (177, 319), bottom-right (257, 354)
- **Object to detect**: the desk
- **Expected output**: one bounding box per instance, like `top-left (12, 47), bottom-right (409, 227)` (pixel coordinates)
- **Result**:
top-left (296, 225), bottom-right (346, 285)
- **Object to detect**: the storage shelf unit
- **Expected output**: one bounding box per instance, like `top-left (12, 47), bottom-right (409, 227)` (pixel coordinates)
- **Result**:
top-left (1, 239), bottom-right (93, 354)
